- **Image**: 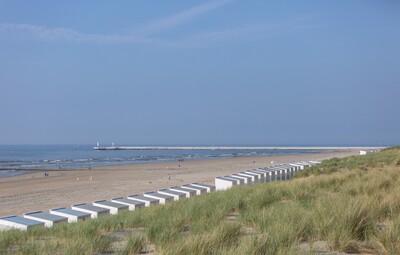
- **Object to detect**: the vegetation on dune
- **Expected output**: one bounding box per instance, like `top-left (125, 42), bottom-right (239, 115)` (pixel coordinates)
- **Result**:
top-left (1, 147), bottom-right (400, 254)
top-left (296, 146), bottom-right (400, 177)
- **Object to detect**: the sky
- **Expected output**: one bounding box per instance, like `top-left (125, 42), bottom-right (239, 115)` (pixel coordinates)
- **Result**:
top-left (0, 0), bottom-right (399, 146)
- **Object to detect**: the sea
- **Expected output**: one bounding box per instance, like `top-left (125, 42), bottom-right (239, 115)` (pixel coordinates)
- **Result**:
top-left (0, 145), bottom-right (323, 178)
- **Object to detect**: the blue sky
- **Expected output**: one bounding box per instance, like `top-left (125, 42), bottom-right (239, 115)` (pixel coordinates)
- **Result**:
top-left (0, 0), bottom-right (399, 146)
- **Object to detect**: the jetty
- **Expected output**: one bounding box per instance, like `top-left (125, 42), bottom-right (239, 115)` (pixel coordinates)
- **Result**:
top-left (93, 146), bottom-right (383, 151)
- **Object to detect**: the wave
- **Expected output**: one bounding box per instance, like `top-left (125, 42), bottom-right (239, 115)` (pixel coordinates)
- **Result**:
top-left (0, 169), bottom-right (32, 177)
top-left (0, 147), bottom-right (323, 178)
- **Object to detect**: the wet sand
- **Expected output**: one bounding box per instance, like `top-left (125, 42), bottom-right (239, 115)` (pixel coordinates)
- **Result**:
top-left (0, 150), bottom-right (357, 216)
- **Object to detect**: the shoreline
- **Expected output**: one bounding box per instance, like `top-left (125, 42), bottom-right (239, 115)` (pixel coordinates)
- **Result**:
top-left (0, 150), bottom-right (358, 216)
top-left (0, 150), bottom-right (327, 178)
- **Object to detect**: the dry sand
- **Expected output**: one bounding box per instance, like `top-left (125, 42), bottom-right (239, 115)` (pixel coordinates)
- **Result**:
top-left (0, 150), bottom-right (357, 216)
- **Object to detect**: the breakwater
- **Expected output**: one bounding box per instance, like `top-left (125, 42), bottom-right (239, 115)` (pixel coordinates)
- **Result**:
top-left (93, 146), bottom-right (382, 151)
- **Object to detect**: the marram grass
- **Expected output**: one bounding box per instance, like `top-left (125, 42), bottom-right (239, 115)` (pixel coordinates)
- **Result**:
top-left (1, 147), bottom-right (400, 254)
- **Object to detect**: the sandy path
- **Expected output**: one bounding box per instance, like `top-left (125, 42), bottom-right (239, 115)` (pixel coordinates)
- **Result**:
top-left (0, 150), bottom-right (357, 216)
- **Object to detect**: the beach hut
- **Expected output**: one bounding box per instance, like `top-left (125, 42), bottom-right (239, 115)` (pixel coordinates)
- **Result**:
top-left (23, 211), bottom-right (67, 228)
top-left (287, 167), bottom-right (295, 179)
top-left (265, 170), bottom-right (275, 182)
top-left (231, 174), bottom-right (252, 185)
top-left (111, 197), bottom-right (145, 211)
top-left (49, 207), bottom-right (90, 223)
top-left (256, 168), bottom-right (274, 182)
top-left (215, 176), bottom-right (237, 191)
top-left (261, 168), bottom-right (278, 181)
top-left (71, 203), bottom-right (110, 219)
top-left (93, 200), bottom-right (129, 215)
top-left (190, 182), bottom-right (216, 193)
top-left (127, 195), bottom-right (160, 207)
top-left (247, 169), bottom-right (267, 182)
top-left (158, 189), bottom-right (186, 201)
top-left (268, 167), bottom-right (283, 181)
top-left (239, 171), bottom-right (260, 183)
top-left (0, 215), bottom-right (44, 231)
top-left (290, 162), bottom-right (312, 170)
top-left (222, 176), bottom-right (245, 185)
top-left (272, 165), bottom-right (292, 180)
top-left (182, 184), bottom-right (208, 195)
top-left (289, 162), bottom-right (304, 170)
top-left (288, 164), bottom-right (298, 178)
top-left (169, 186), bottom-right (197, 198)
top-left (288, 164), bottom-right (300, 175)
top-left (143, 192), bottom-right (174, 205)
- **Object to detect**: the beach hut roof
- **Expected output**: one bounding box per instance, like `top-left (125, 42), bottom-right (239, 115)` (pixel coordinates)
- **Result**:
top-left (51, 207), bottom-right (91, 217)
top-left (112, 197), bottom-right (145, 205)
top-left (144, 192), bottom-right (174, 199)
top-left (0, 215), bottom-right (43, 226)
top-left (24, 211), bottom-right (67, 222)
top-left (128, 195), bottom-right (159, 202)
top-left (159, 189), bottom-right (185, 196)
top-left (93, 200), bottom-right (128, 209)
top-left (72, 203), bottom-right (110, 213)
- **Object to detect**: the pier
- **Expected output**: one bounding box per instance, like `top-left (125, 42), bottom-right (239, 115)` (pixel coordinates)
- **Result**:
top-left (93, 146), bottom-right (383, 151)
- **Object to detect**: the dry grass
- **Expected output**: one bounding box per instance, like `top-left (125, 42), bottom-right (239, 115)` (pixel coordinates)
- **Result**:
top-left (1, 147), bottom-right (400, 254)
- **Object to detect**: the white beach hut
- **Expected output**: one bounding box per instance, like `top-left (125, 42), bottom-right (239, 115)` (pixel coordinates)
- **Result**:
top-left (158, 189), bottom-right (186, 201)
top-left (268, 167), bottom-right (282, 180)
top-left (182, 184), bottom-right (208, 195)
top-left (0, 215), bottom-right (44, 231)
top-left (290, 162), bottom-right (312, 170)
top-left (240, 171), bottom-right (260, 183)
top-left (49, 207), bottom-right (90, 223)
top-left (93, 200), bottom-right (129, 215)
top-left (247, 169), bottom-right (267, 182)
top-left (231, 174), bottom-right (252, 185)
top-left (111, 197), bottom-right (145, 211)
top-left (262, 168), bottom-right (279, 181)
top-left (23, 211), bottom-right (68, 228)
top-left (272, 165), bottom-right (292, 180)
top-left (143, 192), bottom-right (174, 205)
top-left (190, 183), bottom-right (216, 193)
top-left (215, 176), bottom-right (237, 191)
top-left (221, 176), bottom-right (244, 186)
top-left (127, 195), bottom-right (160, 207)
top-left (290, 163), bottom-right (304, 170)
top-left (169, 186), bottom-right (197, 198)
top-left (288, 164), bottom-right (300, 175)
top-left (71, 203), bottom-right (110, 219)
top-left (256, 168), bottom-right (274, 182)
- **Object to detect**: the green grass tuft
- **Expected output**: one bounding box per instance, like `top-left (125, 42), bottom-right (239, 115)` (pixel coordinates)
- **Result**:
top-left (1, 147), bottom-right (400, 254)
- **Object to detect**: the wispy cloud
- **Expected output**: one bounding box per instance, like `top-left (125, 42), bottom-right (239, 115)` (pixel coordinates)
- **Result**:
top-left (0, 0), bottom-right (234, 45)
top-left (0, 0), bottom-right (234, 46)
top-left (0, 2), bottom-right (323, 48)
top-left (135, 0), bottom-right (234, 34)
top-left (0, 23), bottom-right (170, 45)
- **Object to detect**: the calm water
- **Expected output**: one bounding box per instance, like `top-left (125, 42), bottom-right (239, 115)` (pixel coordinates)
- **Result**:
top-left (0, 145), bottom-right (323, 177)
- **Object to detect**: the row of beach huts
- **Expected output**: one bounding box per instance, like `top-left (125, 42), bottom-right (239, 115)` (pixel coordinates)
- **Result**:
top-left (0, 161), bottom-right (319, 231)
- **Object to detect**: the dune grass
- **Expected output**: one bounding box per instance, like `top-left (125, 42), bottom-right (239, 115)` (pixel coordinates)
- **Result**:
top-left (1, 147), bottom-right (400, 254)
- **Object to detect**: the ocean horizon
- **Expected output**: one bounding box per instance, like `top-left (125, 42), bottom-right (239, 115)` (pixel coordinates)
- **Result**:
top-left (0, 144), bottom-right (332, 178)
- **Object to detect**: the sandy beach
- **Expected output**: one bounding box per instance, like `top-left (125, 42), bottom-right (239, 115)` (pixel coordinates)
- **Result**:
top-left (0, 150), bottom-right (357, 216)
